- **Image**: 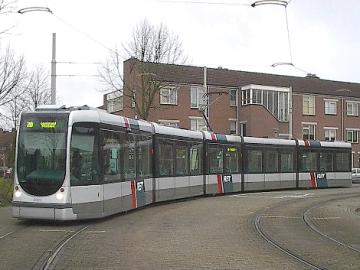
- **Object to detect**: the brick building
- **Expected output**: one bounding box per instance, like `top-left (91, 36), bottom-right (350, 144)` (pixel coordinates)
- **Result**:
top-left (0, 129), bottom-right (16, 169)
top-left (104, 58), bottom-right (360, 167)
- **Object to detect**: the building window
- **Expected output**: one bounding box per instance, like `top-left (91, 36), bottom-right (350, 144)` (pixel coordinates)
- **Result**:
top-left (346, 129), bottom-right (358, 143)
top-left (106, 90), bottom-right (123, 113)
top-left (324, 99), bottom-right (337, 115)
top-left (303, 95), bottom-right (315, 115)
top-left (191, 86), bottom-right (206, 108)
top-left (302, 123), bottom-right (316, 140)
top-left (190, 117), bottom-right (207, 131)
top-left (158, 120), bottom-right (180, 128)
top-left (241, 85), bottom-right (289, 121)
top-left (324, 128), bottom-right (336, 141)
top-left (229, 119), bottom-right (237, 135)
top-left (160, 87), bottom-right (177, 105)
top-left (229, 89), bottom-right (237, 106)
top-left (347, 102), bottom-right (359, 116)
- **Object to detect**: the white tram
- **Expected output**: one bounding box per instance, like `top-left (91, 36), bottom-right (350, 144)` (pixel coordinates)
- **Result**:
top-left (12, 106), bottom-right (352, 220)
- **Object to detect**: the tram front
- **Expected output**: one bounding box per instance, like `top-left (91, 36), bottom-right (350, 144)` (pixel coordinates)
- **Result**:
top-left (12, 111), bottom-right (76, 220)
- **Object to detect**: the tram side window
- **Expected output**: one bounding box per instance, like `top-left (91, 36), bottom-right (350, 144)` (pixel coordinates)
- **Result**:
top-left (190, 143), bottom-right (202, 175)
top-left (102, 130), bottom-right (123, 182)
top-left (176, 144), bottom-right (189, 176)
top-left (320, 152), bottom-right (333, 172)
top-left (208, 144), bottom-right (223, 174)
top-left (335, 152), bottom-right (350, 172)
top-left (300, 151), bottom-right (318, 172)
top-left (136, 135), bottom-right (152, 179)
top-left (70, 124), bottom-right (100, 186)
top-left (280, 151), bottom-right (294, 173)
top-left (158, 141), bottom-right (174, 177)
top-left (246, 149), bottom-right (262, 173)
top-left (124, 133), bottom-right (136, 180)
top-left (264, 149), bottom-right (278, 173)
top-left (224, 146), bottom-right (240, 174)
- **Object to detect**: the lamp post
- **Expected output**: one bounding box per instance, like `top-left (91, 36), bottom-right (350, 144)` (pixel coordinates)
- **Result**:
top-left (17, 6), bottom-right (56, 104)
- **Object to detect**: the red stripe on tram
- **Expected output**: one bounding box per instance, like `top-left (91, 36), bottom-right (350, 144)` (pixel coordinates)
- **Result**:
top-left (217, 175), bottom-right (223, 194)
top-left (210, 133), bottom-right (217, 141)
top-left (131, 180), bottom-right (137, 208)
top-left (124, 118), bottom-right (130, 129)
top-left (310, 171), bottom-right (317, 189)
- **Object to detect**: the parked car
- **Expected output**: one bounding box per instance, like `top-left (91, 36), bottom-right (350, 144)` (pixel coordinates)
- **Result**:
top-left (351, 168), bottom-right (360, 183)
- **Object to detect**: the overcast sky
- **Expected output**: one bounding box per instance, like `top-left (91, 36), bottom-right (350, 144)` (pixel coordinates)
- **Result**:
top-left (2, 0), bottom-right (360, 108)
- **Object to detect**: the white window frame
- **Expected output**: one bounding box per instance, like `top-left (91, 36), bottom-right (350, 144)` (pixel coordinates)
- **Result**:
top-left (229, 89), bottom-right (237, 106)
top-left (191, 86), bottom-right (206, 108)
top-left (303, 95), bottom-right (315, 115)
top-left (324, 127), bottom-right (337, 141)
top-left (158, 119), bottom-right (180, 128)
top-left (106, 90), bottom-right (123, 113)
top-left (229, 118), bottom-right (237, 135)
top-left (160, 86), bottom-right (177, 105)
top-left (189, 116), bottom-right (207, 131)
top-left (346, 129), bottom-right (359, 143)
top-left (346, 101), bottom-right (359, 116)
top-left (302, 122), bottom-right (316, 140)
top-left (324, 99), bottom-right (337, 115)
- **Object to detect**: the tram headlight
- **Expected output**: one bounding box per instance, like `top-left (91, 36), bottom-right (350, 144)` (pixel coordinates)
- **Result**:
top-left (56, 187), bottom-right (65, 200)
top-left (56, 192), bottom-right (64, 200)
top-left (14, 186), bottom-right (22, 198)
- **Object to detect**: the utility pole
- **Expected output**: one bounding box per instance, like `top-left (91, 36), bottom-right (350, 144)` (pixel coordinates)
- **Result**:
top-left (51, 33), bottom-right (56, 104)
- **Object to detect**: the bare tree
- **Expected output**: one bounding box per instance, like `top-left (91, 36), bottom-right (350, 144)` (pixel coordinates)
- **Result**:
top-left (99, 19), bottom-right (187, 120)
top-left (25, 65), bottom-right (51, 110)
top-left (0, 46), bottom-right (27, 107)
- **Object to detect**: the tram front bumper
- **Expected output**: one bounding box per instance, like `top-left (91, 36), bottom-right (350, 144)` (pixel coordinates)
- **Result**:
top-left (12, 202), bottom-right (78, 221)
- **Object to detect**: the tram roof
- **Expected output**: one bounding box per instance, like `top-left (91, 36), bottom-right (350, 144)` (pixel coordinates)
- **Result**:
top-left (244, 137), bottom-right (296, 146)
top-left (153, 123), bottom-right (203, 140)
top-left (298, 140), bottom-right (351, 149)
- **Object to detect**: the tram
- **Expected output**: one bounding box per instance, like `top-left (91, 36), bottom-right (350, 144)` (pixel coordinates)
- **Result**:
top-left (12, 105), bottom-right (352, 220)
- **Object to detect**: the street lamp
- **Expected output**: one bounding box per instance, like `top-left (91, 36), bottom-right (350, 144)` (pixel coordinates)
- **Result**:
top-left (17, 6), bottom-right (56, 105)
top-left (251, 0), bottom-right (288, 7)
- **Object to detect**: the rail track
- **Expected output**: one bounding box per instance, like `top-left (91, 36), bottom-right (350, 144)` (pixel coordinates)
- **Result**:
top-left (254, 193), bottom-right (360, 270)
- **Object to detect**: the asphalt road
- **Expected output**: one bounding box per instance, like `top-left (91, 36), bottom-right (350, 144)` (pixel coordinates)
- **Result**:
top-left (0, 185), bottom-right (359, 270)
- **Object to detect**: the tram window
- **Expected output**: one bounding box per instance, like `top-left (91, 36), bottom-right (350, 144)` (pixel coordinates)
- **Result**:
top-left (246, 149), bottom-right (262, 173)
top-left (208, 144), bottom-right (223, 174)
top-left (264, 149), bottom-right (278, 173)
top-left (190, 143), bottom-right (202, 175)
top-left (335, 152), bottom-right (350, 172)
top-left (124, 133), bottom-right (136, 180)
top-left (320, 152), bottom-right (333, 172)
top-left (224, 146), bottom-right (239, 174)
top-left (158, 142), bottom-right (174, 177)
top-left (280, 152), bottom-right (294, 173)
top-left (137, 135), bottom-right (152, 179)
top-left (70, 124), bottom-right (100, 186)
top-left (176, 144), bottom-right (189, 176)
top-left (300, 151), bottom-right (318, 172)
top-left (102, 130), bottom-right (122, 182)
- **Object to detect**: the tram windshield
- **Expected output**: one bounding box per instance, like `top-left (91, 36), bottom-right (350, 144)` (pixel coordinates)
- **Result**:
top-left (17, 113), bottom-right (68, 196)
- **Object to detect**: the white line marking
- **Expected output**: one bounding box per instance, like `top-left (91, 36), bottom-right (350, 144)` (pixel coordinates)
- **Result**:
top-left (261, 215), bottom-right (301, 219)
top-left (86, 230), bottom-right (107, 233)
top-left (0, 231), bottom-right (14, 239)
top-left (311, 217), bottom-right (341, 220)
top-left (37, 229), bottom-right (74, 233)
top-left (273, 193), bottom-right (312, 199)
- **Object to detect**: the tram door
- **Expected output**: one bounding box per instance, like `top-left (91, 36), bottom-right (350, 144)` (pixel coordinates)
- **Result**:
top-left (70, 123), bottom-right (104, 217)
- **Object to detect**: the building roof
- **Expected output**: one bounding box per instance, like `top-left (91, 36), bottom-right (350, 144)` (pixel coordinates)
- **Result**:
top-left (125, 58), bottom-right (360, 98)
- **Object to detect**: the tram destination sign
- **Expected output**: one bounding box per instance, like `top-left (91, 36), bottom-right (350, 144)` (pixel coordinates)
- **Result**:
top-left (21, 114), bottom-right (68, 132)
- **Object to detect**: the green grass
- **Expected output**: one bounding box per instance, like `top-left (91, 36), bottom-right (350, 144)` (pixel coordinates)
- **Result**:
top-left (0, 177), bottom-right (13, 207)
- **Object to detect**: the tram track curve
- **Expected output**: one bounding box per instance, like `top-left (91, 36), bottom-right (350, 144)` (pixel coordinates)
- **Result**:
top-left (254, 192), bottom-right (360, 270)
top-left (31, 225), bottom-right (89, 270)
top-left (303, 195), bottom-right (360, 254)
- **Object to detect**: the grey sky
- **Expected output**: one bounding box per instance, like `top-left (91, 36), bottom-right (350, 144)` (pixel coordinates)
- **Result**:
top-left (2, 0), bottom-right (359, 108)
